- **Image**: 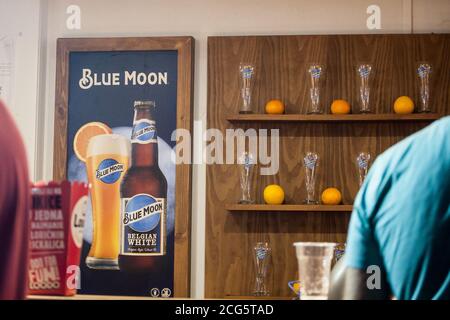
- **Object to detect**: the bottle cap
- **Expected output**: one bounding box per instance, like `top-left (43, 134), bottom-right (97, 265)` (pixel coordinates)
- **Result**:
top-left (134, 100), bottom-right (156, 108)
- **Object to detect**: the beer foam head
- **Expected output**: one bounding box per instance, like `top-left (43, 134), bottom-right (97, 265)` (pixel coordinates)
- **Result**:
top-left (87, 134), bottom-right (130, 157)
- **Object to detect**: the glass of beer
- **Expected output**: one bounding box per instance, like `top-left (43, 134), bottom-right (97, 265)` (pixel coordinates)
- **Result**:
top-left (85, 134), bottom-right (130, 270)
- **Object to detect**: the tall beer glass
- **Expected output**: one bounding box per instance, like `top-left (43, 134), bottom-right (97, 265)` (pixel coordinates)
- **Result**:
top-left (85, 134), bottom-right (130, 270)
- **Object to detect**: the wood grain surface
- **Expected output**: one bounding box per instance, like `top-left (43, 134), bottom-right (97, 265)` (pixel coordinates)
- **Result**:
top-left (206, 34), bottom-right (450, 298)
top-left (53, 37), bottom-right (194, 297)
top-left (226, 204), bottom-right (353, 212)
top-left (226, 113), bottom-right (441, 122)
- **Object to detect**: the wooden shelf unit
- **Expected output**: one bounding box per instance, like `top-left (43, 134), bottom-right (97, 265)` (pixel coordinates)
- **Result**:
top-left (227, 113), bottom-right (441, 123)
top-left (206, 34), bottom-right (450, 299)
top-left (226, 204), bottom-right (353, 212)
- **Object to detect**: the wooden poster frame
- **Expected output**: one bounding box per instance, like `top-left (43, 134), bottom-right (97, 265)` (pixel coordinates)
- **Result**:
top-left (53, 37), bottom-right (194, 297)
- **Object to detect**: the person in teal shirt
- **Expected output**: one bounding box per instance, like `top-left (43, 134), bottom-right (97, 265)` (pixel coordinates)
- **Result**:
top-left (330, 116), bottom-right (450, 300)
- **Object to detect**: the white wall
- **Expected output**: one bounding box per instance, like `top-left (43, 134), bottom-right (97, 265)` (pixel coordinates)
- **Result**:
top-left (0, 0), bottom-right (46, 177)
top-left (413, 0), bottom-right (450, 32)
top-left (15, 0), bottom-right (450, 298)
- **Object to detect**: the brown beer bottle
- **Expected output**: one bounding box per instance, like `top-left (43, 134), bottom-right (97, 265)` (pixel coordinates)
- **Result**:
top-left (119, 100), bottom-right (167, 274)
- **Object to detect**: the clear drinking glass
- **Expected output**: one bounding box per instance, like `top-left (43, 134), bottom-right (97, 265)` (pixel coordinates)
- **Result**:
top-left (239, 63), bottom-right (255, 114)
top-left (307, 64), bottom-right (324, 114)
top-left (303, 152), bottom-right (319, 204)
top-left (357, 64), bottom-right (372, 113)
top-left (238, 151), bottom-right (255, 204)
top-left (356, 152), bottom-right (371, 187)
top-left (417, 63), bottom-right (432, 113)
top-left (253, 242), bottom-right (271, 296)
top-left (293, 242), bottom-right (336, 300)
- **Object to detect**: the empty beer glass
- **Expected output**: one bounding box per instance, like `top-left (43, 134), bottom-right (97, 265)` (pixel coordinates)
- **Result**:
top-left (293, 242), bottom-right (336, 300)
top-left (85, 134), bottom-right (130, 270)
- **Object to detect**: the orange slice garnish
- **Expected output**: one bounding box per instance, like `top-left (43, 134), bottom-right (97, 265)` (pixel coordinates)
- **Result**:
top-left (73, 122), bottom-right (112, 162)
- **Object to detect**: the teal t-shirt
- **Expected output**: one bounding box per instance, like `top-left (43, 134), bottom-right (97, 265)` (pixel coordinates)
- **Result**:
top-left (345, 116), bottom-right (450, 300)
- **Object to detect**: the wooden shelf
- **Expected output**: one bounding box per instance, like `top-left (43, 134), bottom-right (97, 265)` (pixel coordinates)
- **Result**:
top-left (226, 204), bottom-right (353, 212)
top-left (28, 294), bottom-right (289, 300)
top-left (224, 295), bottom-right (291, 300)
top-left (28, 294), bottom-right (162, 300)
top-left (227, 113), bottom-right (441, 123)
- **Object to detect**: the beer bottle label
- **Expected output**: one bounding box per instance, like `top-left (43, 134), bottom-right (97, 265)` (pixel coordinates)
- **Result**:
top-left (131, 119), bottom-right (157, 144)
top-left (120, 194), bottom-right (166, 256)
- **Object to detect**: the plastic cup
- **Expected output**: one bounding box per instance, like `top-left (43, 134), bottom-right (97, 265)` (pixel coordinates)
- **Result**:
top-left (293, 242), bottom-right (336, 300)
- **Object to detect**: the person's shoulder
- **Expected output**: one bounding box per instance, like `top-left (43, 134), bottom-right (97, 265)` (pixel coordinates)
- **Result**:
top-left (408, 116), bottom-right (450, 159)
top-left (434, 115), bottom-right (450, 126)
top-left (427, 116), bottom-right (450, 137)
top-left (378, 116), bottom-right (450, 164)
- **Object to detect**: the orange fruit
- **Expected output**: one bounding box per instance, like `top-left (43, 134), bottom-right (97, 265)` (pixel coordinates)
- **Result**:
top-left (331, 99), bottom-right (351, 114)
top-left (394, 96), bottom-right (414, 114)
top-left (321, 187), bottom-right (342, 205)
top-left (263, 184), bottom-right (285, 205)
top-left (292, 282), bottom-right (300, 294)
top-left (265, 99), bottom-right (285, 114)
top-left (73, 122), bottom-right (112, 162)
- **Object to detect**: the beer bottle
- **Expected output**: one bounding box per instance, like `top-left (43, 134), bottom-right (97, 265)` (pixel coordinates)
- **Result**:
top-left (119, 100), bottom-right (167, 274)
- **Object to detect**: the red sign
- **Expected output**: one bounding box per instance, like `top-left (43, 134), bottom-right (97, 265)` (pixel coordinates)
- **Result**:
top-left (28, 181), bottom-right (88, 296)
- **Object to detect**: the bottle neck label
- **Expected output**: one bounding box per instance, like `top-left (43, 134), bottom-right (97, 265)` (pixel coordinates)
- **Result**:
top-left (131, 119), bottom-right (157, 144)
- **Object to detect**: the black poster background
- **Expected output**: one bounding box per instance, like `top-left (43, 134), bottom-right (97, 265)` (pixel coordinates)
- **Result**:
top-left (66, 50), bottom-right (177, 296)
